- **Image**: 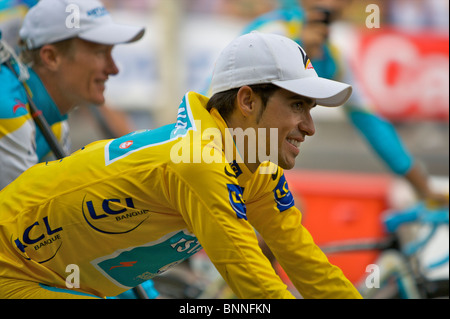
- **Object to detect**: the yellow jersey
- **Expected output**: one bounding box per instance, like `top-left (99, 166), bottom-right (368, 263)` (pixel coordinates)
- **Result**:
top-left (0, 92), bottom-right (361, 299)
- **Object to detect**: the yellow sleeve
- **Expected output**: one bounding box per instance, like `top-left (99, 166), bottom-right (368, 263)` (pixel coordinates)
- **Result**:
top-left (245, 175), bottom-right (363, 299)
top-left (167, 162), bottom-right (295, 299)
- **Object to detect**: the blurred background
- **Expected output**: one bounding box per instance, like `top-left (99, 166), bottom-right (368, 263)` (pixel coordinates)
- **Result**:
top-left (2, 0), bottom-right (447, 176)
top-left (1, 0), bottom-right (448, 298)
top-left (64, 1), bottom-right (450, 178)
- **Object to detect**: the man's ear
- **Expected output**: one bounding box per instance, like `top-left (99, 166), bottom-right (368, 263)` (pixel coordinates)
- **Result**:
top-left (236, 86), bottom-right (259, 118)
top-left (39, 44), bottom-right (60, 71)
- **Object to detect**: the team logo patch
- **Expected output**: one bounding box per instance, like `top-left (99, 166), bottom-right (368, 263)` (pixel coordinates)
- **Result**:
top-left (298, 46), bottom-right (315, 70)
top-left (119, 141), bottom-right (133, 149)
top-left (273, 174), bottom-right (295, 212)
top-left (227, 184), bottom-right (247, 220)
top-left (104, 94), bottom-right (195, 166)
top-left (91, 230), bottom-right (202, 289)
top-left (82, 196), bottom-right (150, 234)
top-left (224, 160), bottom-right (243, 179)
top-left (13, 216), bottom-right (63, 263)
top-left (12, 99), bottom-right (27, 115)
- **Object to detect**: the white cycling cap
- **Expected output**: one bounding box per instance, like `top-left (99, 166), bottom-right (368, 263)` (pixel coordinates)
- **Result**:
top-left (210, 31), bottom-right (352, 107)
top-left (19, 0), bottom-right (145, 49)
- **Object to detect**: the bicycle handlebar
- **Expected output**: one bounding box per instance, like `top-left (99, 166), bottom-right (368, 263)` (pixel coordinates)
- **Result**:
top-left (383, 202), bottom-right (449, 233)
top-left (383, 202), bottom-right (449, 262)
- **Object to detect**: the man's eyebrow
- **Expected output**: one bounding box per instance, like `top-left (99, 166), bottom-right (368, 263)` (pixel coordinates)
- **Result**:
top-left (287, 93), bottom-right (316, 105)
top-left (286, 92), bottom-right (303, 99)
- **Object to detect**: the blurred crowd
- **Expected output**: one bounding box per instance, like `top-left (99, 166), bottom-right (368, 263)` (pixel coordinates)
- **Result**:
top-left (1, 0), bottom-right (449, 44)
top-left (99, 0), bottom-right (449, 29)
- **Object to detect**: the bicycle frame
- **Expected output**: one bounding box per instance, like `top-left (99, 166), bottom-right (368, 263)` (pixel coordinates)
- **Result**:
top-left (319, 202), bottom-right (449, 299)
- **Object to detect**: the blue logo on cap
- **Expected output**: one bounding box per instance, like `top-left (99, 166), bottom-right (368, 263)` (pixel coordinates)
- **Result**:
top-left (87, 7), bottom-right (108, 18)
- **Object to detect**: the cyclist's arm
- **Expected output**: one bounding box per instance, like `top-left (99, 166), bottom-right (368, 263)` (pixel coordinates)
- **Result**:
top-left (347, 105), bottom-right (447, 203)
top-left (171, 163), bottom-right (295, 299)
top-left (333, 47), bottom-right (414, 177)
top-left (245, 172), bottom-right (362, 299)
top-left (347, 107), bottom-right (414, 175)
top-left (339, 49), bottom-right (446, 203)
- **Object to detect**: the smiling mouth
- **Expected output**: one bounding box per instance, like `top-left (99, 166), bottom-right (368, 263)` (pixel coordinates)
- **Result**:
top-left (286, 138), bottom-right (301, 149)
top-left (95, 80), bottom-right (107, 90)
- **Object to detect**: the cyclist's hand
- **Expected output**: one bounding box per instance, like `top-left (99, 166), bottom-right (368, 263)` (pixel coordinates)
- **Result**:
top-left (425, 192), bottom-right (449, 209)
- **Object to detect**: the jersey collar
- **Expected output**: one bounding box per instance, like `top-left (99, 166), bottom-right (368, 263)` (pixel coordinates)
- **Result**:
top-left (26, 68), bottom-right (67, 123)
top-left (208, 106), bottom-right (254, 185)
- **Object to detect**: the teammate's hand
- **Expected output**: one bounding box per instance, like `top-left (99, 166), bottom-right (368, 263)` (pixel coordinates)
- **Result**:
top-left (425, 192), bottom-right (449, 209)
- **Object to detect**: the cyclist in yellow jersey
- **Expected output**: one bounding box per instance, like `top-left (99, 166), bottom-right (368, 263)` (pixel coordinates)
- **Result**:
top-left (0, 32), bottom-right (362, 299)
top-left (0, 0), bottom-right (144, 190)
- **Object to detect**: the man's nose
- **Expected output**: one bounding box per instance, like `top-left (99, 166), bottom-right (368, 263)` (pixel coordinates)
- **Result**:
top-left (106, 53), bottom-right (119, 76)
top-left (299, 112), bottom-right (315, 137)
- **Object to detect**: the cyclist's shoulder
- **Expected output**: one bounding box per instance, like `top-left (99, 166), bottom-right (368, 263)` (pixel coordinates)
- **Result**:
top-left (0, 68), bottom-right (28, 118)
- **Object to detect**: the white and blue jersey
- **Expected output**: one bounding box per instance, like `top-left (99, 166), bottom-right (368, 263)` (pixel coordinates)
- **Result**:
top-left (0, 59), bottom-right (69, 190)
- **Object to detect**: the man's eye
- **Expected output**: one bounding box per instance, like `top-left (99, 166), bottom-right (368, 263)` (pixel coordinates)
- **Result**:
top-left (292, 102), bottom-right (304, 110)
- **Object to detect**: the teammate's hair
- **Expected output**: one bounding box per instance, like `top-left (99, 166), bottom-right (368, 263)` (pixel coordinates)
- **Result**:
top-left (207, 83), bottom-right (280, 122)
top-left (18, 38), bottom-right (76, 67)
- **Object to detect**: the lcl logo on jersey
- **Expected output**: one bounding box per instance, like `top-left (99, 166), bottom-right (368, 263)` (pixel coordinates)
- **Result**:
top-left (13, 216), bottom-right (63, 263)
top-left (273, 174), bottom-right (295, 212)
top-left (82, 196), bottom-right (150, 234)
top-left (227, 184), bottom-right (247, 220)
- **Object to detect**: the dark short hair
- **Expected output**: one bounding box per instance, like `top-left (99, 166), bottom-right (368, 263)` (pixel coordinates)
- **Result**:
top-left (206, 83), bottom-right (280, 121)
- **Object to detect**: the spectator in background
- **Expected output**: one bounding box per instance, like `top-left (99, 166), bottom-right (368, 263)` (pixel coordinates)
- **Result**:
top-left (182, 0), bottom-right (276, 18)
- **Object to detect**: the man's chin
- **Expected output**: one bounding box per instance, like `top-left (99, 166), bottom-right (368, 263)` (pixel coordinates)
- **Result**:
top-left (277, 159), bottom-right (295, 170)
top-left (84, 97), bottom-right (105, 107)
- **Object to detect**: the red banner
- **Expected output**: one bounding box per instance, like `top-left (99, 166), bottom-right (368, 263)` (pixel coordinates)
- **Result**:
top-left (351, 28), bottom-right (449, 121)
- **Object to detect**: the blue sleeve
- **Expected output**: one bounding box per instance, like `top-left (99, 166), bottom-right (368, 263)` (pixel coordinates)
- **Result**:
top-left (347, 108), bottom-right (414, 175)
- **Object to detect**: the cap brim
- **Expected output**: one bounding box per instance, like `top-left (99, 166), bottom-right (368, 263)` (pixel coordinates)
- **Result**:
top-left (272, 77), bottom-right (352, 107)
top-left (79, 23), bottom-right (145, 45)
